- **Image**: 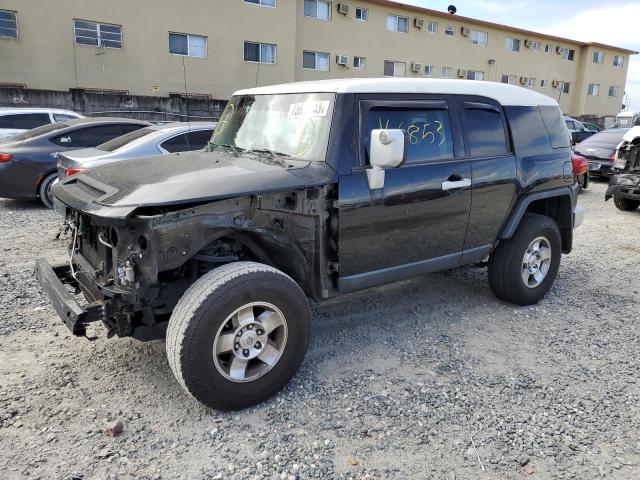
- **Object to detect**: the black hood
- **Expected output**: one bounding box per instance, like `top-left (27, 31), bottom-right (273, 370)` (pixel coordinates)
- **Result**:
top-left (52, 150), bottom-right (337, 220)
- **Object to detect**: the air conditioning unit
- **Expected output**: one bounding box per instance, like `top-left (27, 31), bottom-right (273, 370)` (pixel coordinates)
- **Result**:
top-left (461, 27), bottom-right (471, 36)
top-left (524, 39), bottom-right (533, 48)
top-left (336, 55), bottom-right (349, 66)
top-left (411, 62), bottom-right (422, 72)
top-left (338, 3), bottom-right (349, 14)
top-left (551, 80), bottom-right (560, 88)
top-left (519, 76), bottom-right (528, 85)
top-left (457, 69), bottom-right (467, 78)
top-left (414, 18), bottom-right (424, 29)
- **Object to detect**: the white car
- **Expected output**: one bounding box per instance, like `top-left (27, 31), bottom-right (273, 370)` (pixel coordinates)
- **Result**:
top-left (0, 108), bottom-right (84, 140)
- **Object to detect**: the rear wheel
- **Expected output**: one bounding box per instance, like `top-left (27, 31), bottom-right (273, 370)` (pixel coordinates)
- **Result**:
top-left (488, 214), bottom-right (561, 306)
top-left (613, 196), bottom-right (640, 211)
top-left (38, 173), bottom-right (58, 209)
top-left (166, 261), bottom-right (311, 410)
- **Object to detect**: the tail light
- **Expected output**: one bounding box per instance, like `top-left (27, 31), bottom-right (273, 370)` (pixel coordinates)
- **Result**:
top-left (609, 152), bottom-right (616, 161)
top-left (0, 153), bottom-right (13, 163)
top-left (65, 168), bottom-right (87, 177)
top-left (571, 154), bottom-right (588, 175)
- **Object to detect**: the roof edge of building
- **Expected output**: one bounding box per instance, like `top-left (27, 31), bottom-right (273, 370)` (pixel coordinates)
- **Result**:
top-left (368, 0), bottom-right (638, 54)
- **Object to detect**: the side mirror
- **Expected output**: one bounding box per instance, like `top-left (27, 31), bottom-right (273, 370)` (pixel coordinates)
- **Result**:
top-left (367, 129), bottom-right (407, 189)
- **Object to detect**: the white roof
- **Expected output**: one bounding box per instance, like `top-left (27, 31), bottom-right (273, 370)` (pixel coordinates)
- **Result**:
top-left (622, 126), bottom-right (640, 142)
top-left (234, 78), bottom-right (559, 107)
top-left (616, 111), bottom-right (637, 118)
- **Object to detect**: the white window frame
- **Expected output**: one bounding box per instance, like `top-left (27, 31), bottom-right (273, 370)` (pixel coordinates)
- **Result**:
top-left (501, 74), bottom-right (516, 85)
top-left (544, 44), bottom-right (551, 53)
top-left (531, 41), bottom-right (540, 52)
top-left (353, 56), bottom-right (366, 69)
top-left (243, 41), bottom-right (277, 64)
top-left (562, 48), bottom-right (575, 61)
top-left (74, 19), bottom-right (123, 49)
top-left (169, 32), bottom-right (208, 58)
top-left (426, 21), bottom-right (437, 33)
top-left (244, 0), bottom-right (277, 7)
top-left (302, 50), bottom-right (330, 71)
top-left (442, 66), bottom-right (452, 78)
top-left (613, 55), bottom-right (624, 67)
top-left (540, 79), bottom-right (547, 88)
top-left (608, 85), bottom-right (619, 97)
top-left (527, 77), bottom-right (536, 87)
top-left (470, 30), bottom-right (487, 47)
top-left (467, 70), bottom-right (484, 81)
top-left (355, 7), bottom-right (368, 21)
top-left (587, 83), bottom-right (599, 96)
top-left (444, 24), bottom-right (455, 36)
top-left (387, 14), bottom-right (409, 33)
top-left (424, 64), bottom-right (436, 76)
top-left (304, 0), bottom-right (332, 21)
top-left (505, 37), bottom-right (520, 52)
top-left (560, 81), bottom-right (570, 94)
top-left (0, 9), bottom-right (17, 38)
top-left (593, 51), bottom-right (604, 64)
top-left (384, 60), bottom-right (406, 77)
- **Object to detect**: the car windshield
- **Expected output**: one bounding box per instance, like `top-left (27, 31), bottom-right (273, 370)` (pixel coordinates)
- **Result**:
top-left (96, 127), bottom-right (156, 152)
top-left (210, 93), bottom-right (335, 162)
top-left (8, 122), bottom-right (69, 142)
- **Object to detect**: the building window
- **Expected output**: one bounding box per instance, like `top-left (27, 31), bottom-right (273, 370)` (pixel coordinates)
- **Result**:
top-left (355, 7), bottom-right (368, 21)
top-left (384, 60), bottom-right (406, 77)
top-left (424, 65), bottom-right (435, 76)
top-left (444, 24), bottom-right (455, 36)
top-left (540, 79), bottom-right (547, 88)
top-left (613, 55), bottom-right (624, 67)
top-left (467, 70), bottom-right (484, 81)
top-left (169, 32), bottom-right (207, 57)
top-left (559, 81), bottom-right (570, 94)
top-left (527, 77), bottom-right (536, 87)
top-left (562, 48), bottom-right (575, 61)
top-left (244, 42), bottom-right (276, 64)
top-left (304, 0), bottom-right (332, 21)
top-left (303, 50), bottom-right (329, 71)
top-left (354, 56), bottom-right (366, 69)
top-left (587, 83), bottom-right (600, 96)
top-left (470, 30), bottom-right (487, 47)
top-left (505, 37), bottom-right (520, 52)
top-left (244, 0), bottom-right (276, 6)
top-left (544, 44), bottom-right (551, 53)
top-left (74, 20), bottom-right (122, 48)
top-left (387, 14), bottom-right (409, 33)
top-left (0, 10), bottom-right (17, 38)
top-left (593, 51), bottom-right (604, 64)
top-left (442, 66), bottom-right (452, 78)
top-left (426, 21), bottom-right (437, 33)
top-left (501, 74), bottom-right (516, 85)
top-left (609, 85), bottom-right (619, 97)
top-left (530, 41), bottom-right (540, 52)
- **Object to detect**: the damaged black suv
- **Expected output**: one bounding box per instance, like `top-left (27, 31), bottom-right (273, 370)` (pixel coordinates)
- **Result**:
top-left (36, 79), bottom-right (583, 410)
top-left (606, 127), bottom-right (640, 211)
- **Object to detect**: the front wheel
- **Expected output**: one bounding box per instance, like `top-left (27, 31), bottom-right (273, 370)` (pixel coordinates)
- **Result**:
top-left (613, 196), bottom-right (640, 211)
top-left (488, 213), bottom-right (561, 306)
top-left (166, 262), bottom-right (311, 410)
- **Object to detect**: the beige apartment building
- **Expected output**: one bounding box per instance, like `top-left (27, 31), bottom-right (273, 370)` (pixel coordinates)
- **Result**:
top-left (0, 0), bottom-right (635, 117)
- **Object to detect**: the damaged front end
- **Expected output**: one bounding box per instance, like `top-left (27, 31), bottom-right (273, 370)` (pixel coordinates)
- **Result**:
top-left (605, 127), bottom-right (640, 202)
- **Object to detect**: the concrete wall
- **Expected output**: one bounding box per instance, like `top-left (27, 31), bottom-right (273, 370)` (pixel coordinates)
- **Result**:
top-left (0, 0), bottom-right (633, 117)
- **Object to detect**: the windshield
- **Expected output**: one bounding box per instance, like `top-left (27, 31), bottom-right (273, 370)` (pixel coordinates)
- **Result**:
top-left (210, 93), bottom-right (335, 162)
top-left (9, 122), bottom-right (69, 142)
top-left (96, 127), bottom-right (155, 152)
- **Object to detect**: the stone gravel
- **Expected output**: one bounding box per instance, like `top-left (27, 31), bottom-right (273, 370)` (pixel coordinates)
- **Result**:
top-left (0, 180), bottom-right (639, 480)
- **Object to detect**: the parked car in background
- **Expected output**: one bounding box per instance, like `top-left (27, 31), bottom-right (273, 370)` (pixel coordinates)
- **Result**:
top-left (606, 126), bottom-right (640, 211)
top-left (581, 121), bottom-right (601, 133)
top-left (57, 122), bottom-right (216, 179)
top-left (565, 116), bottom-right (596, 145)
top-left (0, 117), bottom-right (149, 207)
top-left (0, 107), bottom-right (84, 140)
top-left (615, 111), bottom-right (640, 128)
top-left (574, 128), bottom-right (629, 178)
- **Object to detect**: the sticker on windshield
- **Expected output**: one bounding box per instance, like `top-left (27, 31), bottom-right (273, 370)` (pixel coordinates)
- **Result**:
top-left (287, 101), bottom-right (330, 119)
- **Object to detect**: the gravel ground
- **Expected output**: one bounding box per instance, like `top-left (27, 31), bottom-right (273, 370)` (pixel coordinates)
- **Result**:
top-left (1, 179), bottom-right (639, 480)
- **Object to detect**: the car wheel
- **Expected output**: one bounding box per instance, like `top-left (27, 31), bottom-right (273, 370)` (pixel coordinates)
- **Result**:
top-left (38, 172), bottom-right (58, 209)
top-left (613, 196), bottom-right (640, 211)
top-left (488, 213), bottom-right (561, 306)
top-left (166, 261), bottom-right (311, 410)
top-left (580, 173), bottom-right (589, 190)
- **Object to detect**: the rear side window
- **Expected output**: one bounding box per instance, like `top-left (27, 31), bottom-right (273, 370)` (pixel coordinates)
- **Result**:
top-left (53, 113), bottom-right (78, 122)
top-left (364, 106), bottom-right (454, 164)
top-left (187, 129), bottom-right (214, 149)
top-left (539, 106), bottom-right (570, 148)
top-left (504, 106), bottom-right (552, 156)
top-left (0, 113), bottom-right (51, 129)
top-left (565, 120), bottom-right (575, 130)
top-left (463, 102), bottom-right (509, 157)
top-left (161, 133), bottom-right (191, 153)
top-left (52, 124), bottom-right (143, 148)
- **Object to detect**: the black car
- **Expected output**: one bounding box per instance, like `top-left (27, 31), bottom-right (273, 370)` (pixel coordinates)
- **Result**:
top-left (0, 117), bottom-right (149, 207)
top-left (35, 79), bottom-right (583, 410)
top-left (605, 128), bottom-right (640, 211)
top-left (574, 128), bottom-right (629, 178)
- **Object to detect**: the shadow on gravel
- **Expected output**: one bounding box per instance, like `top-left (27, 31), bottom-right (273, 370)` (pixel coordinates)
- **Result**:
top-left (0, 198), bottom-right (45, 211)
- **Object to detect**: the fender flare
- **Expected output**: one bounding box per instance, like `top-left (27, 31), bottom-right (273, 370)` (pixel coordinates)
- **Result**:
top-left (499, 185), bottom-right (576, 240)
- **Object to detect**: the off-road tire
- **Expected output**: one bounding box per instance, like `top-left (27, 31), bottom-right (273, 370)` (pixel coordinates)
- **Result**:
top-left (488, 213), bottom-right (561, 306)
top-left (166, 261), bottom-right (311, 410)
top-left (613, 196), bottom-right (640, 211)
top-left (38, 173), bottom-right (57, 209)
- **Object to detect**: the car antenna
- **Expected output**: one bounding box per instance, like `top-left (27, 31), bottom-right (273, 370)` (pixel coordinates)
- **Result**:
top-left (182, 55), bottom-right (192, 151)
